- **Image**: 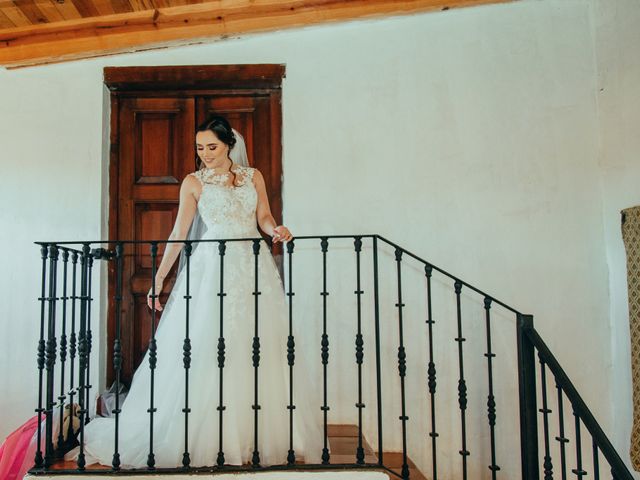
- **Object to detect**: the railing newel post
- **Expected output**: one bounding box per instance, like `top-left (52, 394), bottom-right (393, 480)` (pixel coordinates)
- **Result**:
top-left (517, 313), bottom-right (539, 480)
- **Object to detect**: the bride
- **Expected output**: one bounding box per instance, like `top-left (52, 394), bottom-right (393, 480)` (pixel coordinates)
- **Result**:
top-left (65, 114), bottom-right (323, 469)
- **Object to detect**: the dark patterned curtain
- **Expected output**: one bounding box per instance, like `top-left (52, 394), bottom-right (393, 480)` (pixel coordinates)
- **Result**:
top-left (622, 206), bottom-right (640, 470)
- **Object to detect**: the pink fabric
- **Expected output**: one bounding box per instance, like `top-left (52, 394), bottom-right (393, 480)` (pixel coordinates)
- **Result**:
top-left (0, 415), bottom-right (42, 480)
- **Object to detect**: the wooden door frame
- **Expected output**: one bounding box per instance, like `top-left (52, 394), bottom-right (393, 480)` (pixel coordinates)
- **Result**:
top-left (103, 64), bottom-right (286, 387)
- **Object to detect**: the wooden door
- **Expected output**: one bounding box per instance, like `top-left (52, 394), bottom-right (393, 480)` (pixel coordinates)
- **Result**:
top-left (105, 65), bottom-right (285, 388)
top-left (114, 96), bottom-right (195, 383)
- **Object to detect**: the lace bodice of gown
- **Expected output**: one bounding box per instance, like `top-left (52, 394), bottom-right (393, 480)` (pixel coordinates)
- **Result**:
top-left (191, 165), bottom-right (259, 238)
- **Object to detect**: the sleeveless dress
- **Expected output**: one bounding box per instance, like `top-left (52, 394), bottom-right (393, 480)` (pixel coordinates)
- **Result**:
top-left (64, 165), bottom-right (323, 469)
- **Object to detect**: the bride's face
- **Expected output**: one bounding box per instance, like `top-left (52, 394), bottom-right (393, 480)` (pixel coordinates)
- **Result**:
top-left (195, 130), bottom-right (230, 168)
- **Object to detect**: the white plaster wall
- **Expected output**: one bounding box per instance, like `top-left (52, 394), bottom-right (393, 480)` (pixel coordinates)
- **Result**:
top-left (591, 0), bottom-right (640, 474)
top-left (0, 0), bottom-right (634, 477)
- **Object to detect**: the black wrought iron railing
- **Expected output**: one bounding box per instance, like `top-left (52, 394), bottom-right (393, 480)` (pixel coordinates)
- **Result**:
top-left (27, 234), bottom-right (634, 480)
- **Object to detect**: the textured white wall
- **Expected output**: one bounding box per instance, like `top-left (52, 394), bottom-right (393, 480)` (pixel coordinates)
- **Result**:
top-left (0, 0), bottom-right (636, 477)
top-left (592, 0), bottom-right (640, 474)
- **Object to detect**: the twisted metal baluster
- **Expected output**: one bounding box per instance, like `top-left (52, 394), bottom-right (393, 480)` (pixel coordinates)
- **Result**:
top-left (66, 252), bottom-right (78, 445)
top-left (111, 243), bottom-right (124, 470)
top-left (320, 237), bottom-right (330, 465)
top-left (372, 236), bottom-right (383, 466)
top-left (84, 253), bottom-right (94, 424)
top-left (76, 244), bottom-right (90, 470)
top-left (217, 240), bottom-right (227, 467)
top-left (454, 280), bottom-right (469, 480)
top-left (56, 249), bottom-right (69, 450)
top-left (34, 244), bottom-right (48, 469)
top-left (44, 245), bottom-right (59, 467)
top-left (182, 242), bottom-right (193, 469)
top-left (538, 353), bottom-right (553, 480)
top-left (571, 408), bottom-right (587, 480)
top-left (555, 384), bottom-right (569, 480)
top-left (147, 242), bottom-right (159, 469)
top-left (484, 297), bottom-right (500, 478)
top-left (286, 240), bottom-right (296, 466)
top-left (394, 248), bottom-right (409, 480)
top-left (425, 264), bottom-right (438, 480)
top-left (354, 237), bottom-right (365, 464)
top-left (251, 239), bottom-right (262, 467)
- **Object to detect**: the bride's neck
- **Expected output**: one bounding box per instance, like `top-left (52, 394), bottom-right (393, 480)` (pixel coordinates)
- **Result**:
top-left (206, 157), bottom-right (232, 171)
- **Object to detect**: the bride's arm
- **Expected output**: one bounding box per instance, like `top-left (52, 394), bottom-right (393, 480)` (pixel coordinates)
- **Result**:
top-left (147, 175), bottom-right (199, 310)
top-left (253, 168), bottom-right (292, 242)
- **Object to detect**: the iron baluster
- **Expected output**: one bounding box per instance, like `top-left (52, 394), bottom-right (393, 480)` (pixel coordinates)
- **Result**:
top-left (484, 297), bottom-right (500, 478)
top-left (67, 252), bottom-right (79, 448)
top-left (372, 236), bottom-right (383, 466)
top-left (112, 243), bottom-right (124, 470)
top-left (286, 240), bottom-right (296, 466)
top-left (147, 242), bottom-right (159, 469)
top-left (538, 353), bottom-right (553, 480)
top-left (84, 253), bottom-right (94, 424)
top-left (251, 239), bottom-right (262, 467)
top-left (354, 237), bottom-right (365, 465)
top-left (425, 264), bottom-right (438, 480)
top-left (593, 437), bottom-right (600, 480)
top-left (182, 242), bottom-right (193, 469)
top-left (217, 240), bottom-right (227, 467)
top-left (394, 248), bottom-right (410, 480)
top-left (34, 244), bottom-right (48, 469)
top-left (76, 244), bottom-right (91, 470)
top-left (56, 249), bottom-right (69, 450)
top-left (454, 280), bottom-right (469, 480)
top-left (320, 237), bottom-right (330, 465)
top-left (556, 384), bottom-right (569, 480)
top-left (572, 408), bottom-right (587, 479)
top-left (44, 245), bottom-right (59, 466)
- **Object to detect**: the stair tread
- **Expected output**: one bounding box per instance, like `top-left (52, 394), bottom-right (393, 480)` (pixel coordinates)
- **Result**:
top-left (48, 423), bottom-right (425, 479)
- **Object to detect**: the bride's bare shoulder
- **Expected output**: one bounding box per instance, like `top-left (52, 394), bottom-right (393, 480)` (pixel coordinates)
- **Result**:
top-left (183, 171), bottom-right (203, 197)
top-left (248, 165), bottom-right (262, 180)
top-left (185, 171), bottom-right (202, 185)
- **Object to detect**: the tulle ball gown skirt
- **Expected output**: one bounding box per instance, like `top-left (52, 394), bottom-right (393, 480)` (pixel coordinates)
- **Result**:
top-left (65, 227), bottom-right (323, 469)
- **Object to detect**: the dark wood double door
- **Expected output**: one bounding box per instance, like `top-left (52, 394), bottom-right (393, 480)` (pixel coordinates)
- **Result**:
top-left (105, 65), bottom-right (285, 387)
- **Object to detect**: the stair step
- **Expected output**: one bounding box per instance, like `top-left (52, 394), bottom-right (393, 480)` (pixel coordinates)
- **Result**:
top-left (46, 424), bottom-right (425, 479)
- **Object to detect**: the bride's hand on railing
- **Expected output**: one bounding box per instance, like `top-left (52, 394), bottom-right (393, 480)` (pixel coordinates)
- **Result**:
top-left (146, 278), bottom-right (164, 311)
top-left (272, 225), bottom-right (293, 243)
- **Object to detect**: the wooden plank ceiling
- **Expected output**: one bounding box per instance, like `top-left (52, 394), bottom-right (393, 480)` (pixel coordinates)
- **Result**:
top-left (0, 0), bottom-right (513, 69)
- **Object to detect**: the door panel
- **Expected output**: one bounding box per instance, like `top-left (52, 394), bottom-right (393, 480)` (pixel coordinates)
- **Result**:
top-left (115, 96), bottom-right (195, 385)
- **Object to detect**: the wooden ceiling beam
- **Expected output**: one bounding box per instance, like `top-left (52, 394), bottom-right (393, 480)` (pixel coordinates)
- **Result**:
top-left (0, 0), bottom-right (513, 69)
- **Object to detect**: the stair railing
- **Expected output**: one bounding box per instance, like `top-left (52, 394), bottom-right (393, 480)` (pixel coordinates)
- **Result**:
top-left (27, 234), bottom-right (634, 480)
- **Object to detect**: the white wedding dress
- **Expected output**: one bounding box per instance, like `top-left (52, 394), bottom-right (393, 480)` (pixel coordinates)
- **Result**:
top-left (65, 165), bottom-right (323, 469)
